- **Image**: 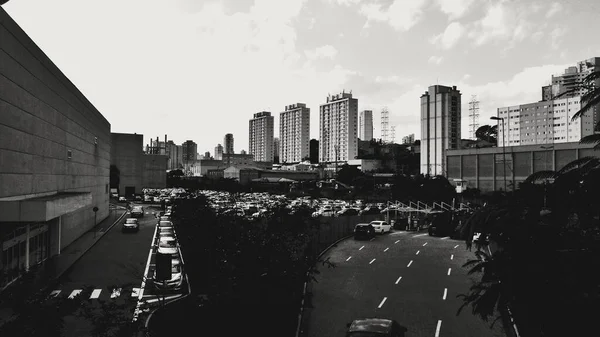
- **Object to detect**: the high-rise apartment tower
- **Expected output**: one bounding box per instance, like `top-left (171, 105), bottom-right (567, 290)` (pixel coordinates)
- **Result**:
top-left (319, 91), bottom-right (358, 163)
top-left (280, 103), bottom-right (310, 163)
top-left (249, 111), bottom-right (274, 162)
top-left (359, 110), bottom-right (373, 141)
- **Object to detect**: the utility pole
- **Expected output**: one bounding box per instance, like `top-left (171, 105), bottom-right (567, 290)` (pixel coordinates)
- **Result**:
top-left (490, 116), bottom-right (507, 192)
top-left (469, 95), bottom-right (480, 140)
top-left (381, 107), bottom-right (389, 143)
top-left (334, 144), bottom-right (339, 179)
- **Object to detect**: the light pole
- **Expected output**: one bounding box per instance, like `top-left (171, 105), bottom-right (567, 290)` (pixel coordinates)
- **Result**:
top-left (490, 116), bottom-right (507, 192)
top-left (334, 144), bottom-right (340, 179)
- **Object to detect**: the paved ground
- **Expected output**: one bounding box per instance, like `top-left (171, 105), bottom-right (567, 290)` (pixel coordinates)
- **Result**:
top-left (302, 231), bottom-right (506, 337)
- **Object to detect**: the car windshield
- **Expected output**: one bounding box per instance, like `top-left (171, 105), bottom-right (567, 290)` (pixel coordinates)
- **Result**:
top-left (126, 219), bottom-right (137, 224)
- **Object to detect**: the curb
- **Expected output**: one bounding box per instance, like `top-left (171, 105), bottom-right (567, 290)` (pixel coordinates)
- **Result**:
top-left (47, 208), bottom-right (127, 287)
top-left (295, 234), bottom-right (354, 337)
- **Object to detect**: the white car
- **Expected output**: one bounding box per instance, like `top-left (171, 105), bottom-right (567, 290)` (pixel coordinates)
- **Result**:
top-left (153, 261), bottom-right (183, 291)
top-left (157, 236), bottom-right (178, 255)
top-left (370, 220), bottom-right (392, 234)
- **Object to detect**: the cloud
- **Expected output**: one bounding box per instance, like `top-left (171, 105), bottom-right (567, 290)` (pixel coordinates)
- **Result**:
top-left (428, 56), bottom-right (443, 65)
top-left (325, 0), bottom-right (363, 5)
top-left (430, 21), bottom-right (464, 49)
top-left (546, 2), bottom-right (563, 18)
top-left (434, 0), bottom-right (476, 20)
top-left (359, 0), bottom-right (428, 32)
top-left (550, 26), bottom-right (567, 50)
top-left (305, 45), bottom-right (338, 60)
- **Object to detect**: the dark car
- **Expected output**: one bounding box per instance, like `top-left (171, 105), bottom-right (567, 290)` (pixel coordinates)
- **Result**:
top-left (427, 211), bottom-right (454, 237)
top-left (354, 223), bottom-right (375, 240)
top-left (346, 318), bottom-right (407, 337)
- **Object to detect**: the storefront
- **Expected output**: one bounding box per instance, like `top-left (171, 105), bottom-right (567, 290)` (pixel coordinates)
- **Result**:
top-left (0, 223), bottom-right (51, 288)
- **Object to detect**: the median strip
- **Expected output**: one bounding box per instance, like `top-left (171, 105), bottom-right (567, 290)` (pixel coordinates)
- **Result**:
top-left (377, 297), bottom-right (387, 309)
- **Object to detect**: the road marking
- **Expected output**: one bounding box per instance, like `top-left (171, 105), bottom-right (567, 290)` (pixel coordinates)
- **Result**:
top-left (435, 320), bottom-right (442, 337)
top-left (395, 276), bottom-right (402, 284)
top-left (413, 233), bottom-right (427, 237)
top-left (384, 247), bottom-right (389, 252)
top-left (443, 288), bottom-right (447, 300)
top-left (369, 237), bottom-right (375, 241)
top-left (68, 290), bottom-right (82, 299)
top-left (394, 240), bottom-right (400, 244)
top-left (132, 224), bottom-right (158, 322)
top-left (423, 242), bottom-right (428, 246)
top-left (447, 268), bottom-right (452, 276)
top-left (346, 256), bottom-right (352, 261)
top-left (90, 289), bottom-right (102, 299)
top-left (416, 250), bottom-right (420, 255)
top-left (407, 260), bottom-right (413, 267)
top-left (145, 294), bottom-right (182, 304)
top-left (359, 245), bottom-right (365, 250)
top-left (369, 258), bottom-right (376, 264)
top-left (377, 297), bottom-right (387, 309)
top-left (111, 288), bottom-right (121, 298)
top-left (132, 288), bottom-right (140, 297)
top-left (450, 254), bottom-right (454, 260)
top-left (49, 290), bottom-right (61, 298)
top-left (453, 244), bottom-right (459, 249)
top-left (441, 236), bottom-right (449, 240)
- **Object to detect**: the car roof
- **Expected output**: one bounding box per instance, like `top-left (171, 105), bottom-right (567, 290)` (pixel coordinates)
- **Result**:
top-left (349, 318), bottom-right (393, 333)
top-left (370, 220), bottom-right (385, 224)
top-left (126, 218), bottom-right (137, 222)
top-left (355, 223), bottom-right (372, 226)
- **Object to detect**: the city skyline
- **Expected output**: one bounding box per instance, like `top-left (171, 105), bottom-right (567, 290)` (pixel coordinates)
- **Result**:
top-left (4, 0), bottom-right (600, 151)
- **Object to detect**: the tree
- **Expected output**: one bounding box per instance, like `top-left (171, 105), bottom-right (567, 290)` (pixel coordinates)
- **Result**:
top-left (109, 165), bottom-right (120, 189)
top-left (166, 169), bottom-right (185, 187)
top-left (475, 125), bottom-right (498, 144)
top-left (458, 156), bottom-right (600, 336)
top-left (336, 164), bottom-right (363, 186)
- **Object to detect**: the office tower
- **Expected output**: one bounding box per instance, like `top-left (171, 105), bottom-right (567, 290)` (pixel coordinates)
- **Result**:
top-left (280, 103), bottom-right (310, 163)
top-left (224, 133), bottom-right (234, 154)
top-left (496, 96), bottom-right (593, 147)
top-left (214, 144), bottom-right (223, 160)
top-left (249, 111), bottom-right (275, 162)
top-left (420, 85), bottom-right (461, 175)
top-left (359, 110), bottom-right (373, 141)
top-left (182, 140), bottom-right (198, 164)
top-left (319, 91), bottom-right (358, 163)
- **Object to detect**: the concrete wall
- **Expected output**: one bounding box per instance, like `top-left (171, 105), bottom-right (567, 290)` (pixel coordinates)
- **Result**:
top-left (142, 154), bottom-right (167, 189)
top-left (0, 8), bottom-right (111, 249)
top-left (110, 133), bottom-right (143, 195)
top-left (446, 142), bottom-right (599, 193)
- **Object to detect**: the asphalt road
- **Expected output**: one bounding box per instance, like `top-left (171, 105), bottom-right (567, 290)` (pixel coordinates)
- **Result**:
top-left (46, 204), bottom-right (165, 336)
top-left (303, 231), bottom-right (506, 337)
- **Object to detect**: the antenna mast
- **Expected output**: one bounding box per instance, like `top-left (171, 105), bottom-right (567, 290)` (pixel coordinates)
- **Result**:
top-left (381, 107), bottom-right (389, 143)
top-left (468, 95), bottom-right (480, 139)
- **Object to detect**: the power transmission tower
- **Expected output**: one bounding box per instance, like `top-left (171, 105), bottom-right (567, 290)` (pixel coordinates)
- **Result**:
top-left (468, 95), bottom-right (480, 139)
top-left (390, 125), bottom-right (396, 144)
top-left (381, 107), bottom-right (389, 143)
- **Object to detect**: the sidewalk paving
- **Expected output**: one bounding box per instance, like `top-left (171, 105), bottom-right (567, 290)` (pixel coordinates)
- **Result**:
top-left (0, 205), bottom-right (127, 323)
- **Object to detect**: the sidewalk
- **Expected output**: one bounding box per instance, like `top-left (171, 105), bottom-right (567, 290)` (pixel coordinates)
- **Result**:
top-left (0, 205), bottom-right (127, 322)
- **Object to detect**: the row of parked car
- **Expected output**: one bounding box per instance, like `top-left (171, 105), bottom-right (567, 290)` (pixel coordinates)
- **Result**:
top-left (154, 207), bottom-right (184, 292)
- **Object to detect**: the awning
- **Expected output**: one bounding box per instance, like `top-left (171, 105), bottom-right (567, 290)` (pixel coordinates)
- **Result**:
top-left (0, 192), bottom-right (93, 222)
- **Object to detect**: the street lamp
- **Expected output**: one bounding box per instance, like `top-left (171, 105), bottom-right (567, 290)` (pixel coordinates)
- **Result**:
top-left (490, 116), bottom-right (507, 192)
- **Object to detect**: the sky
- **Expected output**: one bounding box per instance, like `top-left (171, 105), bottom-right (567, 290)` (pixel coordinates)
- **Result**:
top-left (4, 0), bottom-right (600, 154)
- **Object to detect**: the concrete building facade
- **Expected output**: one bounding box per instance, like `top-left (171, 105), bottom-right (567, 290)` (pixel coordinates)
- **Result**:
top-left (319, 92), bottom-right (358, 163)
top-left (214, 144), bottom-right (223, 160)
top-left (182, 140), bottom-right (197, 164)
top-left (402, 134), bottom-right (415, 145)
top-left (446, 142), bottom-right (599, 193)
top-left (249, 111), bottom-right (274, 162)
top-left (280, 103), bottom-right (310, 163)
top-left (420, 85), bottom-right (461, 175)
top-left (0, 8), bottom-right (110, 288)
top-left (165, 140), bottom-right (183, 170)
top-left (359, 110), bottom-right (373, 141)
top-left (224, 133), bottom-right (234, 154)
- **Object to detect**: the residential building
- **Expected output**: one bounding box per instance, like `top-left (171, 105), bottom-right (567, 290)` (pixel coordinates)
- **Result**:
top-left (280, 103), bottom-right (310, 163)
top-left (224, 133), bottom-right (234, 154)
top-left (273, 137), bottom-right (280, 163)
top-left (0, 8), bottom-right (110, 288)
top-left (402, 134), bottom-right (415, 145)
top-left (547, 57), bottom-right (600, 100)
top-left (249, 111), bottom-right (274, 162)
top-left (319, 91), bottom-right (359, 163)
top-left (241, 149), bottom-right (247, 155)
top-left (204, 151), bottom-right (211, 159)
top-left (182, 140), bottom-right (197, 164)
top-left (420, 85), bottom-right (461, 175)
top-left (359, 110), bottom-right (373, 141)
top-left (214, 144), bottom-right (223, 160)
top-left (496, 96), bottom-right (593, 146)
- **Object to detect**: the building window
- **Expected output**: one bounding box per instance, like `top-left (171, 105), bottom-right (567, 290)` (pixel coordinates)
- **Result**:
top-left (67, 150), bottom-right (72, 159)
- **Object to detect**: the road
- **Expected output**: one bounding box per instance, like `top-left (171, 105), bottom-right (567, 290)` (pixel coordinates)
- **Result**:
top-left (45, 203), bottom-right (184, 336)
top-left (302, 231), bottom-right (506, 337)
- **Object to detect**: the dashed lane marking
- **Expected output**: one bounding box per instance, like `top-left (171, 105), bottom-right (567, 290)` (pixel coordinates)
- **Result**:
top-left (447, 268), bottom-right (452, 276)
top-left (407, 260), bottom-right (413, 268)
top-left (453, 244), bottom-right (459, 249)
top-left (359, 245), bottom-right (365, 251)
top-left (90, 289), bottom-right (102, 299)
top-left (435, 320), bottom-right (442, 337)
top-left (423, 242), bottom-right (428, 246)
top-left (416, 250), bottom-right (420, 255)
top-left (346, 256), bottom-right (352, 261)
top-left (443, 288), bottom-right (447, 300)
top-left (111, 288), bottom-right (121, 298)
top-left (384, 247), bottom-right (389, 252)
top-left (145, 294), bottom-right (182, 304)
top-left (377, 297), bottom-right (387, 309)
top-left (413, 233), bottom-right (428, 237)
top-left (394, 240), bottom-right (400, 244)
top-left (49, 290), bottom-right (61, 298)
top-left (450, 254), bottom-right (454, 260)
top-left (369, 258), bottom-right (376, 265)
top-left (395, 276), bottom-right (402, 285)
top-left (369, 237), bottom-right (375, 241)
top-left (440, 236), bottom-right (449, 240)
top-left (68, 290), bottom-right (82, 299)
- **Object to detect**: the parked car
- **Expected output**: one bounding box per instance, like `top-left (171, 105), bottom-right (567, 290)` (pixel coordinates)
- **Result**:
top-left (158, 227), bottom-right (175, 237)
top-left (131, 206), bottom-right (144, 218)
top-left (158, 220), bottom-right (173, 228)
top-left (346, 318), bottom-right (407, 337)
top-left (427, 211), bottom-right (454, 237)
top-left (153, 260), bottom-right (183, 291)
top-left (354, 223), bottom-right (375, 240)
top-left (336, 208), bottom-right (359, 217)
top-left (122, 218), bottom-right (139, 233)
top-left (370, 220), bottom-right (392, 234)
top-left (157, 236), bottom-right (178, 255)
top-left (119, 196), bottom-right (126, 202)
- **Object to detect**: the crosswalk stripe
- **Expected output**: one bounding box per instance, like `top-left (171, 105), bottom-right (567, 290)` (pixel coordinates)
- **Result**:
top-left (132, 288), bottom-right (140, 297)
top-left (90, 289), bottom-right (102, 299)
top-left (68, 289), bottom-right (82, 299)
top-left (111, 288), bottom-right (122, 298)
top-left (49, 290), bottom-right (61, 298)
